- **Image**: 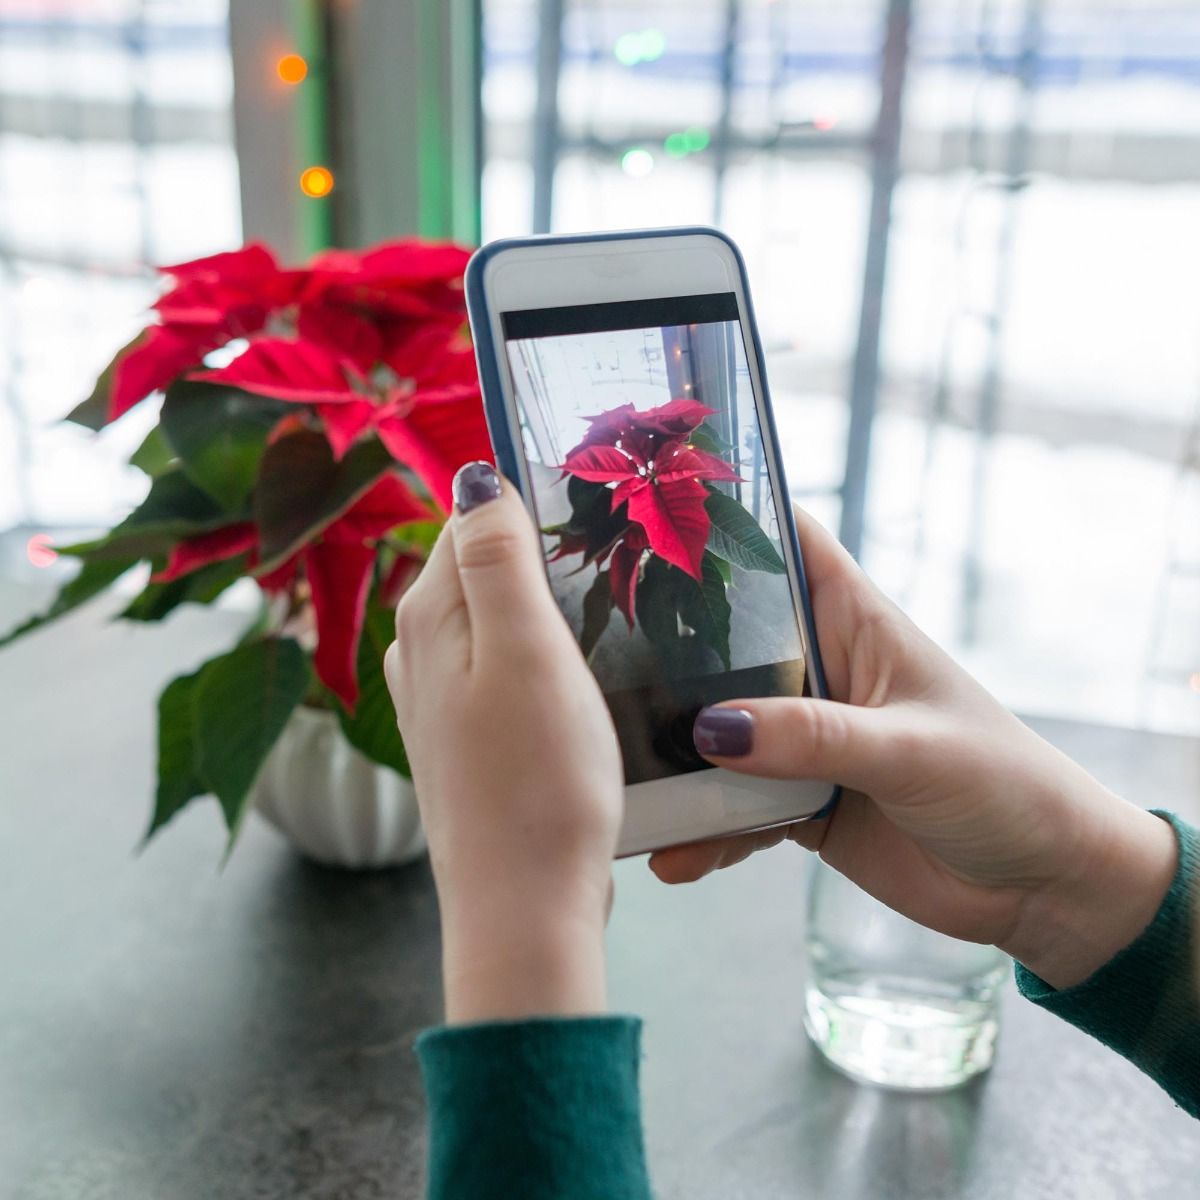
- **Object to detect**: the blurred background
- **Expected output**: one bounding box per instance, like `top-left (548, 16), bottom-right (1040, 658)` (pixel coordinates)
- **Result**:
top-left (1, 0), bottom-right (1197, 736)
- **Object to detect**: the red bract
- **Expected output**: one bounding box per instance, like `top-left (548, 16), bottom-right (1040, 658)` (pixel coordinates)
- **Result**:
top-left (151, 471), bottom-right (433, 711)
top-left (574, 397), bottom-right (716, 450)
top-left (609, 524), bottom-right (649, 627)
top-left (561, 399), bottom-right (740, 580)
top-left (192, 338), bottom-right (366, 404)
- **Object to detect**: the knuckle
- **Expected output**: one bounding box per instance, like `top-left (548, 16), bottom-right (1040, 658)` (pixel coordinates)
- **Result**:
top-left (454, 524), bottom-right (526, 573)
top-left (393, 589), bottom-right (424, 646)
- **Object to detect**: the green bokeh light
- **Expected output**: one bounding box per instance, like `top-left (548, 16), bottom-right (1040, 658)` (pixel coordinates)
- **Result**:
top-left (684, 126), bottom-right (710, 152)
top-left (663, 132), bottom-right (689, 158)
top-left (614, 33), bottom-right (642, 66)
top-left (641, 29), bottom-right (666, 61)
top-left (614, 28), bottom-right (666, 67)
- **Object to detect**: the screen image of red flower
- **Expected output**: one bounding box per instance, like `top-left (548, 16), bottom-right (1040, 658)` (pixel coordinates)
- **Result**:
top-left (545, 397), bottom-right (788, 673)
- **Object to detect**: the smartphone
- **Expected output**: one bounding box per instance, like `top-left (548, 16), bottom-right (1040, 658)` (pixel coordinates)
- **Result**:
top-left (465, 226), bottom-right (839, 857)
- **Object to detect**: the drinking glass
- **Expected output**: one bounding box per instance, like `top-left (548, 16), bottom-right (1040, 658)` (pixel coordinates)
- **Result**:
top-left (805, 860), bottom-right (1008, 1090)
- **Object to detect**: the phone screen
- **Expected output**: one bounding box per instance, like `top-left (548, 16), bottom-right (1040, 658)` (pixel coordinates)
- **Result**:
top-left (502, 292), bottom-right (808, 784)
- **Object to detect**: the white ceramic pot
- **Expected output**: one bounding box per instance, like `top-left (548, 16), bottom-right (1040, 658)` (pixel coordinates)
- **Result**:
top-left (253, 704), bottom-right (426, 869)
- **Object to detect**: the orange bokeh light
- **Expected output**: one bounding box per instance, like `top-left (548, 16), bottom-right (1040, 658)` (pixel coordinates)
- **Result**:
top-left (276, 53), bottom-right (308, 85)
top-left (299, 166), bottom-right (334, 198)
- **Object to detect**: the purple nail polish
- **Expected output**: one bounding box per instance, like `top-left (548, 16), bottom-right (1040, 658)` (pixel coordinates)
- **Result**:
top-left (453, 461), bottom-right (502, 513)
top-left (693, 706), bottom-right (754, 758)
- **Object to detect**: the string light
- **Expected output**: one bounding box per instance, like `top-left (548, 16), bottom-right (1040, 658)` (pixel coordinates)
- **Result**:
top-left (276, 53), bottom-right (308, 85)
top-left (299, 165), bottom-right (334, 197)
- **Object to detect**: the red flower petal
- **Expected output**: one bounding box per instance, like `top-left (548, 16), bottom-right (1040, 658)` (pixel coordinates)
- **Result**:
top-left (152, 522), bottom-right (257, 583)
top-left (297, 302), bottom-right (384, 371)
top-left (376, 387), bottom-right (492, 512)
top-left (654, 442), bottom-right (742, 484)
top-left (305, 541), bottom-right (376, 711)
top-left (109, 324), bottom-right (224, 421)
top-left (357, 240), bottom-right (471, 285)
top-left (571, 397), bottom-right (716, 455)
top-left (630, 397), bottom-right (715, 434)
top-left (609, 542), bottom-right (642, 629)
top-left (315, 399), bottom-right (379, 459)
top-left (324, 472), bottom-right (434, 543)
top-left (154, 279), bottom-right (269, 334)
top-left (627, 476), bottom-right (711, 579)
top-left (191, 339), bottom-right (363, 404)
top-left (162, 243), bottom-right (279, 284)
top-left (254, 552), bottom-right (300, 593)
top-left (562, 444), bottom-right (644, 483)
top-left (548, 529), bottom-right (589, 562)
top-left (383, 323), bottom-right (477, 387)
top-left (610, 477), bottom-right (645, 508)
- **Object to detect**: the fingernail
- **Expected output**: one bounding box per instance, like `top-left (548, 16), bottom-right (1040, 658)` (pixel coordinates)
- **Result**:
top-left (693, 706), bottom-right (754, 757)
top-left (453, 461), bottom-right (502, 513)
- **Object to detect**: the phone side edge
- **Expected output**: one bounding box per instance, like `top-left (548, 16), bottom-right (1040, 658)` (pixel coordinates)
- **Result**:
top-left (707, 229), bottom-right (841, 822)
top-left (464, 243), bottom-right (526, 490)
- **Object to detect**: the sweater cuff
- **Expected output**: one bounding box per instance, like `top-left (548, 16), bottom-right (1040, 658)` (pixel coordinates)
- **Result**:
top-left (416, 1015), bottom-right (651, 1200)
top-left (1014, 810), bottom-right (1200, 1117)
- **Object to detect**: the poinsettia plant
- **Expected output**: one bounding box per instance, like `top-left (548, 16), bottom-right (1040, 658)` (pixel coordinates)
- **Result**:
top-left (0, 239), bottom-right (492, 850)
top-left (544, 398), bottom-right (788, 673)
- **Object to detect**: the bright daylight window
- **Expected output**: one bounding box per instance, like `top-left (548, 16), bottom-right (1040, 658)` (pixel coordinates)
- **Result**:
top-left (0, 0), bottom-right (239, 534)
top-left (481, 0), bottom-right (1200, 736)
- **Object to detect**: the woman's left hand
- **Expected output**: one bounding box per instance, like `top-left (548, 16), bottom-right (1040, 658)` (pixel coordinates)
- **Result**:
top-left (385, 462), bottom-right (623, 1023)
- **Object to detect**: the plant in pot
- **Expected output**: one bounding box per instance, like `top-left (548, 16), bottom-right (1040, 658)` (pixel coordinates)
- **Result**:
top-left (544, 398), bottom-right (789, 672)
top-left (0, 240), bottom-right (493, 867)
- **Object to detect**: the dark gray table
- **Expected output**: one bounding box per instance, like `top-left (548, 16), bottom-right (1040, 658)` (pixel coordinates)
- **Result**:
top-left (2, 577), bottom-right (1197, 1199)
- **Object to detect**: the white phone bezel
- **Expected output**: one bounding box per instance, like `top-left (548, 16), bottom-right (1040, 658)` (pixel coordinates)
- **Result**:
top-left (474, 230), bottom-right (837, 857)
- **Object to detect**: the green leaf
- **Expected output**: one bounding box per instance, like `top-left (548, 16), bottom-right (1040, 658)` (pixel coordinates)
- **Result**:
top-left (254, 431), bottom-right (393, 574)
top-left (635, 554), bottom-right (732, 673)
top-left (336, 603), bottom-right (410, 777)
top-left (0, 555), bottom-right (138, 649)
top-left (389, 519), bottom-right (442, 556)
top-left (704, 488), bottom-right (786, 574)
top-left (119, 553), bottom-right (249, 623)
top-left (710, 554), bottom-right (732, 585)
top-left (191, 637), bottom-right (310, 846)
top-left (145, 669), bottom-right (208, 843)
top-left (160, 379), bottom-right (286, 511)
top-left (129, 425), bottom-right (177, 477)
top-left (57, 470), bottom-right (233, 562)
top-left (684, 553), bottom-right (733, 671)
top-left (579, 570), bottom-right (615, 662)
top-left (65, 331), bottom-right (143, 430)
top-left (689, 422), bottom-right (732, 455)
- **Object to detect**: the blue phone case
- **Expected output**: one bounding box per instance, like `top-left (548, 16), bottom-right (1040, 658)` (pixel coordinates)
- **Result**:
top-left (465, 226), bottom-right (839, 822)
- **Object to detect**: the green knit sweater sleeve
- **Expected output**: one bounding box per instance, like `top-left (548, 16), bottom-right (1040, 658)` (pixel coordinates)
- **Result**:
top-left (415, 1015), bottom-right (652, 1200)
top-left (1015, 810), bottom-right (1200, 1118)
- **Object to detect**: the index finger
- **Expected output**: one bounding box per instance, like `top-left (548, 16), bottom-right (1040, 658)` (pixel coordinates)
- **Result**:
top-left (450, 467), bottom-right (567, 652)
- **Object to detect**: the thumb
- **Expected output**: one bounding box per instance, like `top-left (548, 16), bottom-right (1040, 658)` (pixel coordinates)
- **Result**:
top-left (449, 461), bottom-right (561, 646)
top-left (692, 696), bottom-right (905, 796)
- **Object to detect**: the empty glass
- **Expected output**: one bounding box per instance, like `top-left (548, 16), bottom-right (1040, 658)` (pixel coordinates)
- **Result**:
top-left (805, 861), bottom-right (1008, 1090)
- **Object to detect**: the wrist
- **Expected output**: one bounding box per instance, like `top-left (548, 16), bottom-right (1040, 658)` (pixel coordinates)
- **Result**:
top-left (442, 908), bottom-right (608, 1023)
top-left (1003, 797), bottom-right (1177, 990)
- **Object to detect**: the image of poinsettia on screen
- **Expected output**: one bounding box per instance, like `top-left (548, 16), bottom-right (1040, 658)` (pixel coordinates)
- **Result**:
top-left (0, 239), bottom-right (493, 853)
top-left (545, 397), bottom-right (788, 672)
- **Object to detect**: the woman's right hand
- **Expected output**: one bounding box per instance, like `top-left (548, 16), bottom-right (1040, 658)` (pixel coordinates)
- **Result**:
top-left (650, 506), bottom-right (1178, 990)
